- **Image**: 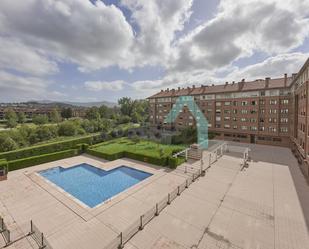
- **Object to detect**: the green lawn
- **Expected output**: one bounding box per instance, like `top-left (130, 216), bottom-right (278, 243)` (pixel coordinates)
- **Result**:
top-left (92, 137), bottom-right (185, 158)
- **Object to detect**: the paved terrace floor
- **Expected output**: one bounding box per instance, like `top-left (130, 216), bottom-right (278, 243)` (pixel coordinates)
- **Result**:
top-left (124, 143), bottom-right (309, 249)
top-left (0, 143), bottom-right (309, 249)
top-left (0, 154), bottom-right (199, 249)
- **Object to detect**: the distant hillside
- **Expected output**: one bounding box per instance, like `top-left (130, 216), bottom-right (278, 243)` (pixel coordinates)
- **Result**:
top-left (33, 100), bottom-right (118, 108)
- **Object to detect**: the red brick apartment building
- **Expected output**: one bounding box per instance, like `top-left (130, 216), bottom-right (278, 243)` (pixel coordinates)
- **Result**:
top-left (148, 58), bottom-right (309, 177)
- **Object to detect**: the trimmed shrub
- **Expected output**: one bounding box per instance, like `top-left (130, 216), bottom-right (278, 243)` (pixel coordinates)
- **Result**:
top-left (0, 159), bottom-right (8, 168)
top-left (86, 149), bottom-right (168, 166)
top-left (125, 151), bottom-right (168, 166)
top-left (8, 149), bottom-right (79, 171)
top-left (168, 156), bottom-right (186, 169)
top-left (0, 134), bottom-right (101, 161)
top-left (86, 149), bottom-right (124, 161)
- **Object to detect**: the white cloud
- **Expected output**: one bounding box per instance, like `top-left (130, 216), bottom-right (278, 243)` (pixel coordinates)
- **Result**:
top-left (84, 80), bottom-right (125, 91)
top-left (169, 0), bottom-right (309, 73)
top-left (0, 37), bottom-right (58, 76)
top-left (0, 70), bottom-right (58, 101)
top-left (0, 0), bottom-right (134, 72)
top-left (121, 0), bottom-right (193, 67)
top-left (227, 53), bottom-right (309, 80)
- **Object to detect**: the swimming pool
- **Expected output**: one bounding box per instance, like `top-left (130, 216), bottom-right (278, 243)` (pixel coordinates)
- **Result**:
top-left (39, 164), bottom-right (152, 208)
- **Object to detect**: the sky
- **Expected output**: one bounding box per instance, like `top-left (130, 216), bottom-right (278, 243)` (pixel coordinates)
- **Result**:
top-left (0, 0), bottom-right (309, 103)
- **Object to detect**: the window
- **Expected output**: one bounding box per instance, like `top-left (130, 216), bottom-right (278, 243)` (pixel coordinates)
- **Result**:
top-left (259, 126), bottom-right (265, 131)
top-left (250, 126), bottom-right (257, 131)
top-left (260, 109), bottom-right (265, 114)
top-left (241, 118), bottom-right (247, 122)
top-left (280, 118), bottom-right (288, 123)
top-left (250, 109), bottom-right (257, 114)
top-left (216, 116), bottom-right (221, 121)
top-left (281, 109), bottom-right (289, 114)
top-left (260, 100), bottom-right (265, 105)
top-left (281, 99), bottom-right (289, 105)
top-left (280, 127), bottom-right (288, 133)
top-left (269, 127), bottom-right (277, 132)
top-left (224, 101), bottom-right (231, 106)
top-left (241, 110), bottom-right (248, 114)
top-left (224, 124), bottom-right (230, 129)
top-left (216, 109), bottom-right (221, 114)
top-left (241, 126), bottom-right (247, 130)
top-left (232, 117), bottom-right (237, 121)
top-left (224, 116), bottom-right (230, 121)
top-left (269, 118), bottom-right (277, 123)
top-left (241, 101), bottom-right (248, 106)
top-left (224, 110), bottom-right (231, 114)
top-left (216, 102), bottom-right (222, 106)
top-left (233, 109), bottom-right (238, 114)
top-left (270, 99), bottom-right (277, 105)
top-left (233, 125), bottom-right (237, 129)
top-left (250, 118), bottom-right (257, 122)
top-left (269, 109), bottom-right (277, 114)
top-left (251, 101), bottom-right (257, 105)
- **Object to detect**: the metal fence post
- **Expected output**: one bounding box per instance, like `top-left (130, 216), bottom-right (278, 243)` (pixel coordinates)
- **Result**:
top-left (185, 179), bottom-right (188, 188)
top-left (118, 232), bottom-right (123, 249)
top-left (41, 233), bottom-right (44, 248)
top-left (177, 186), bottom-right (180, 196)
top-left (0, 217), bottom-right (3, 232)
top-left (155, 203), bottom-right (159, 216)
top-left (139, 215), bottom-right (144, 230)
top-left (192, 173), bottom-right (195, 182)
top-left (209, 154), bottom-right (211, 166)
top-left (30, 220), bottom-right (33, 235)
top-left (167, 193), bottom-right (171, 204)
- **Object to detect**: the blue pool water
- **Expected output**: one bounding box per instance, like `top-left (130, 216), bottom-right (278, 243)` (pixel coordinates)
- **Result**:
top-left (40, 164), bottom-right (152, 208)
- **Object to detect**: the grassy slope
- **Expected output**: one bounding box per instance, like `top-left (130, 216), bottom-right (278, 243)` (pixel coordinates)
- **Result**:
top-left (92, 138), bottom-right (185, 157)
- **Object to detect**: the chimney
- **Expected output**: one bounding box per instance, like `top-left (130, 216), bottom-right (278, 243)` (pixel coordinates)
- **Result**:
top-left (265, 77), bottom-right (270, 88)
top-left (292, 73), bottom-right (297, 80)
top-left (225, 82), bottom-right (228, 85)
top-left (178, 87), bottom-right (181, 91)
top-left (167, 88), bottom-right (169, 91)
top-left (187, 87), bottom-right (190, 90)
top-left (161, 89), bottom-right (163, 92)
top-left (284, 73), bottom-right (287, 87)
top-left (212, 84), bottom-right (214, 86)
top-left (232, 81), bottom-right (235, 85)
top-left (192, 85), bottom-right (195, 89)
top-left (238, 79), bottom-right (245, 90)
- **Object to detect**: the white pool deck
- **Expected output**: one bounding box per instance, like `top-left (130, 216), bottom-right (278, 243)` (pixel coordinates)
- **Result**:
top-left (0, 143), bottom-right (309, 249)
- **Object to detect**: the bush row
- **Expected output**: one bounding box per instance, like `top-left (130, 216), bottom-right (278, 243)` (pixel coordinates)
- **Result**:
top-left (8, 149), bottom-right (80, 171)
top-left (86, 148), bottom-right (185, 168)
top-left (0, 159), bottom-right (8, 169)
top-left (0, 134), bottom-right (102, 161)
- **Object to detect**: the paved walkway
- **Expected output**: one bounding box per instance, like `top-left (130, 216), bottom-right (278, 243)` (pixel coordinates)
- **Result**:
top-left (125, 146), bottom-right (309, 249)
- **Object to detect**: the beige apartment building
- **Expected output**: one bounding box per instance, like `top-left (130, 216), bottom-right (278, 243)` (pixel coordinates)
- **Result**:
top-left (148, 58), bottom-right (309, 177)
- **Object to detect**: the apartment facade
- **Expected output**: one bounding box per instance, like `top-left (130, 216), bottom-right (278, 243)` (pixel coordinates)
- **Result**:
top-left (148, 58), bottom-right (309, 176)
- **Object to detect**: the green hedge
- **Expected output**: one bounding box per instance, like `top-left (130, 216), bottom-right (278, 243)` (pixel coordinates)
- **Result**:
top-left (0, 159), bottom-right (8, 169)
top-left (8, 149), bottom-right (79, 171)
top-left (0, 134), bottom-right (102, 161)
top-left (168, 156), bottom-right (186, 169)
top-left (86, 149), bottom-right (125, 161)
top-left (86, 148), bottom-right (184, 168)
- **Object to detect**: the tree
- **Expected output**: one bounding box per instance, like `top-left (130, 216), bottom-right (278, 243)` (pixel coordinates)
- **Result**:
top-left (36, 125), bottom-right (57, 142)
top-left (5, 109), bottom-right (18, 128)
top-left (61, 107), bottom-right (73, 119)
top-left (50, 109), bottom-right (61, 123)
top-left (58, 121), bottom-right (78, 136)
top-left (32, 114), bottom-right (48, 125)
top-left (85, 107), bottom-right (101, 120)
top-left (99, 105), bottom-right (112, 119)
top-left (0, 134), bottom-right (18, 152)
top-left (17, 112), bottom-right (26, 124)
top-left (118, 97), bottom-right (135, 116)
